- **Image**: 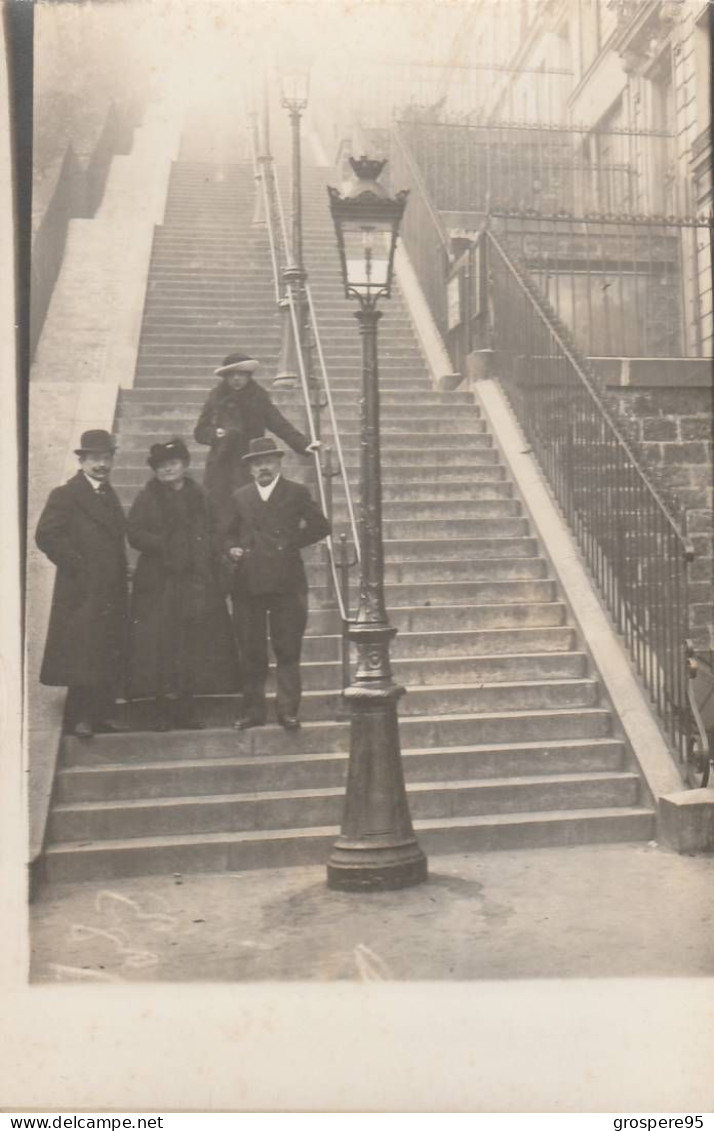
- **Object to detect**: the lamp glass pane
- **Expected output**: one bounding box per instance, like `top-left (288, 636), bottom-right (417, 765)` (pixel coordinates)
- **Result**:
top-left (342, 222), bottom-right (392, 292)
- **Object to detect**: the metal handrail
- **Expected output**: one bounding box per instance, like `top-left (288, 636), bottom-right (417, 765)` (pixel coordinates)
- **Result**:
top-left (247, 114), bottom-right (282, 302)
top-left (246, 108), bottom-right (361, 625)
top-left (270, 144), bottom-right (361, 566)
top-left (305, 284), bottom-right (360, 559)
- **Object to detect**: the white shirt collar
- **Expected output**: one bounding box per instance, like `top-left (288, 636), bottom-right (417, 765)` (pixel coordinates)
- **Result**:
top-left (83, 472), bottom-right (105, 491)
top-left (255, 474), bottom-right (280, 502)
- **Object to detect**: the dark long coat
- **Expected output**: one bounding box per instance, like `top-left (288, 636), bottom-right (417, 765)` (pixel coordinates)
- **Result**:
top-left (127, 475), bottom-right (238, 698)
top-left (223, 476), bottom-right (331, 596)
top-left (35, 472), bottom-right (129, 690)
top-left (194, 377), bottom-right (310, 519)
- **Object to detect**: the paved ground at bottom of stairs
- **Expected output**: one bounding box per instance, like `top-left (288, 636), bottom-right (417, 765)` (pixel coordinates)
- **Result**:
top-left (29, 842), bottom-right (714, 982)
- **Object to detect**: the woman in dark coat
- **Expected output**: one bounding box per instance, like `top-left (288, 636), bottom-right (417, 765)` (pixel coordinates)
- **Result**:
top-left (127, 438), bottom-right (238, 730)
top-left (193, 351), bottom-right (320, 524)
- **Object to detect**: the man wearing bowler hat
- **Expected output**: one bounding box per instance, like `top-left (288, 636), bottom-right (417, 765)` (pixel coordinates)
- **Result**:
top-left (194, 351), bottom-right (321, 523)
top-left (35, 429), bottom-right (129, 738)
top-left (224, 437), bottom-right (330, 731)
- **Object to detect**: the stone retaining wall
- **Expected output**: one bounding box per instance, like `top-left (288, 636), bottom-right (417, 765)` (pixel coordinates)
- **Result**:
top-left (602, 369), bottom-right (713, 652)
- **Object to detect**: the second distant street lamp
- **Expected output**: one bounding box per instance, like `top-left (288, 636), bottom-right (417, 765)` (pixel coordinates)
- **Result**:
top-left (325, 156), bottom-right (428, 892)
top-left (274, 66), bottom-right (312, 407)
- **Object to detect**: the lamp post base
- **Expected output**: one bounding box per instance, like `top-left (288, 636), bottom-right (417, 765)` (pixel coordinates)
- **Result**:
top-left (326, 629), bottom-right (428, 893)
top-left (327, 841), bottom-right (428, 892)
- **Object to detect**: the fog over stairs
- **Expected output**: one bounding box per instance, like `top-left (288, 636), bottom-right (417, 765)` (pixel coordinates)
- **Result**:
top-left (41, 150), bottom-right (655, 882)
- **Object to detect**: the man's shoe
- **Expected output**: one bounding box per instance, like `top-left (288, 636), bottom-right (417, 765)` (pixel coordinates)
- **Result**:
top-left (233, 715), bottom-right (265, 731)
top-left (278, 715), bottom-right (301, 731)
top-left (95, 718), bottom-right (130, 734)
top-left (73, 720), bottom-right (94, 739)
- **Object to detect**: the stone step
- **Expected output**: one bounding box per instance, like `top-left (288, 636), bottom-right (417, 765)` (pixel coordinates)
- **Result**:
top-left (63, 707), bottom-right (613, 768)
top-left (137, 345), bottom-right (426, 363)
top-left (142, 296), bottom-right (410, 316)
top-left (142, 291), bottom-right (411, 310)
top-left (381, 555), bottom-right (543, 582)
top-left (112, 448), bottom-right (498, 472)
top-left (49, 770), bottom-right (639, 843)
top-left (300, 649), bottom-right (587, 690)
top-left (306, 600), bottom-right (566, 635)
top-left (138, 333), bottom-right (419, 351)
top-left (117, 489), bottom-right (520, 520)
top-left (133, 362), bottom-right (427, 377)
top-left (304, 626), bottom-right (576, 662)
top-left (378, 515), bottom-right (527, 538)
top-left (42, 806), bottom-right (654, 882)
top-left (117, 676), bottom-right (597, 729)
top-left (120, 389), bottom-right (470, 406)
top-left (309, 577), bottom-right (555, 608)
top-left (54, 736), bottom-right (626, 805)
top-left (117, 429), bottom-right (487, 455)
top-left (118, 404), bottom-right (480, 425)
top-left (121, 394), bottom-right (450, 412)
top-left (330, 502), bottom-right (520, 524)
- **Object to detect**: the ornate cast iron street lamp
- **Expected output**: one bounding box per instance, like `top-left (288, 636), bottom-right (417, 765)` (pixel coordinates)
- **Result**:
top-left (325, 156), bottom-right (428, 892)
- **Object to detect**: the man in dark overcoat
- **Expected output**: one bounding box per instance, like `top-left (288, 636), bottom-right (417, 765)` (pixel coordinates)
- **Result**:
top-left (35, 429), bottom-right (129, 738)
top-left (224, 437), bottom-right (330, 731)
top-left (194, 351), bottom-right (321, 524)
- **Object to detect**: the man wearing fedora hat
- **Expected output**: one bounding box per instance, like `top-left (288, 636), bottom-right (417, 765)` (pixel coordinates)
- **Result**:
top-left (194, 351), bottom-right (321, 524)
top-left (35, 429), bottom-right (129, 738)
top-left (224, 436), bottom-right (330, 730)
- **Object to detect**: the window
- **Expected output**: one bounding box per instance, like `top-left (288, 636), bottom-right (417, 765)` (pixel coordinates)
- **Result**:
top-left (649, 51), bottom-right (676, 213)
top-left (694, 12), bottom-right (711, 135)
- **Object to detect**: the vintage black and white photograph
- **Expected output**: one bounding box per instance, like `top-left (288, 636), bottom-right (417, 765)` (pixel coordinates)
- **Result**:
top-left (15, 0), bottom-right (714, 1017)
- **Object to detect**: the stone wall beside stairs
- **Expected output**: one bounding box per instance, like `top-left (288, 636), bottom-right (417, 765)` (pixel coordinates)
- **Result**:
top-left (594, 360), bottom-right (713, 653)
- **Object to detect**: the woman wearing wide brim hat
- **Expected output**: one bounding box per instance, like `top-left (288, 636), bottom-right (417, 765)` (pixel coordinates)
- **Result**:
top-left (193, 351), bottom-right (320, 524)
top-left (126, 437), bottom-right (239, 730)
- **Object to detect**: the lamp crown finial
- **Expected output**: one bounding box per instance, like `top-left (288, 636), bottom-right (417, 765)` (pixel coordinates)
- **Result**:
top-left (349, 155), bottom-right (387, 182)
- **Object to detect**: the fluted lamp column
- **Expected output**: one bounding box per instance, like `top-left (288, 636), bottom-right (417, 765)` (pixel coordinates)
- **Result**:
top-left (273, 65), bottom-right (310, 394)
top-left (326, 157), bottom-right (428, 892)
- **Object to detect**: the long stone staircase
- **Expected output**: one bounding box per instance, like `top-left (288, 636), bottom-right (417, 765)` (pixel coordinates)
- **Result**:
top-left (40, 151), bottom-right (656, 882)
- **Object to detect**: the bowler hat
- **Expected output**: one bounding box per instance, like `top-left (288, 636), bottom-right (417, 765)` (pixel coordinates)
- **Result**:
top-left (242, 437), bottom-right (285, 462)
top-left (148, 438), bottom-right (191, 469)
top-left (215, 351), bottom-right (259, 377)
top-left (75, 429), bottom-right (116, 455)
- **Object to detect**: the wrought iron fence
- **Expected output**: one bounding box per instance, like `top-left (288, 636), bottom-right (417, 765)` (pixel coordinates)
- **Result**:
top-left (398, 118), bottom-right (679, 218)
top-left (492, 212), bottom-right (712, 358)
top-left (487, 227), bottom-right (694, 757)
top-left (395, 118), bottom-right (713, 359)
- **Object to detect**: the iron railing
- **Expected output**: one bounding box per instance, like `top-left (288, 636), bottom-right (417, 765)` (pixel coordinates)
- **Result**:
top-left (486, 225), bottom-right (694, 759)
top-left (491, 211), bottom-right (712, 359)
top-left (247, 113), bottom-right (360, 637)
top-left (395, 118), bottom-right (713, 360)
top-left (398, 119), bottom-right (680, 218)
